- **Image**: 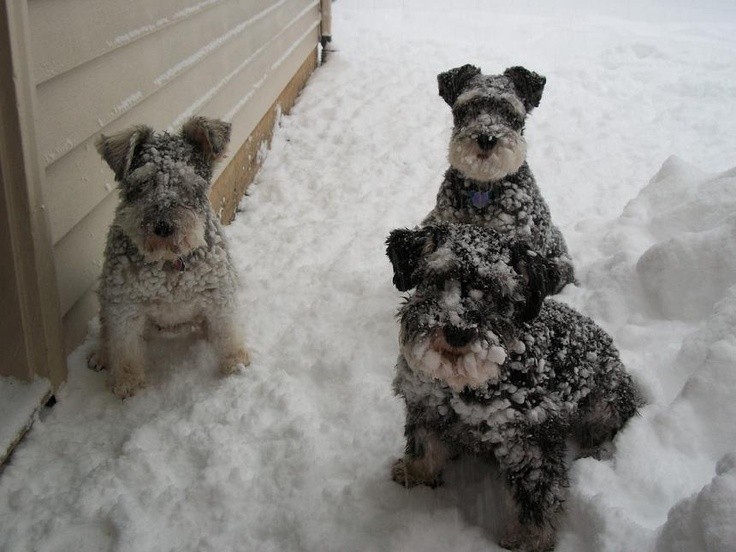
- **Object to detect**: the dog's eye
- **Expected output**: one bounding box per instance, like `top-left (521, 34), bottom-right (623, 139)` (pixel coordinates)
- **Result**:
top-left (453, 104), bottom-right (471, 123)
top-left (502, 109), bottom-right (525, 130)
top-left (123, 185), bottom-right (146, 203)
top-left (457, 97), bottom-right (488, 115)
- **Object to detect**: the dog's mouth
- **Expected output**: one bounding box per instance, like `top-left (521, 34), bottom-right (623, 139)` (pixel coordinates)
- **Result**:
top-left (142, 234), bottom-right (186, 262)
top-left (432, 333), bottom-right (471, 362)
top-left (439, 349), bottom-right (463, 363)
top-left (145, 235), bottom-right (180, 252)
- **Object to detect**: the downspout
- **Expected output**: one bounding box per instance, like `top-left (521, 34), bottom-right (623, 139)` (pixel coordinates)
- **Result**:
top-left (320, 0), bottom-right (332, 48)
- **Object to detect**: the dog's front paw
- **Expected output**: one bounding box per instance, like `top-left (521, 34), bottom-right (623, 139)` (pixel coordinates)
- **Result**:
top-left (500, 524), bottom-right (555, 552)
top-left (220, 348), bottom-right (251, 375)
top-left (391, 458), bottom-right (442, 489)
top-left (87, 351), bottom-right (106, 372)
top-left (576, 441), bottom-right (615, 461)
top-left (110, 367), bottom-right (146, 399)
top-left (391, 458), bottom-right (418, 488)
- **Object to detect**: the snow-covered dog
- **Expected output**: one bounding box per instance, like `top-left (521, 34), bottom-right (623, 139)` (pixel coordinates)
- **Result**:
top-left (91, 116), bottom-right (250, 398)
top-left (386, 223), bottom-right (641, 552)
top-left (424, 65), bottom-right (574, 292)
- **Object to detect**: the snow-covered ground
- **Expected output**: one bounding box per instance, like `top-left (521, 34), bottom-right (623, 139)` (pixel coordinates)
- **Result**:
top-left (3, 1), bottom-right (736, 551)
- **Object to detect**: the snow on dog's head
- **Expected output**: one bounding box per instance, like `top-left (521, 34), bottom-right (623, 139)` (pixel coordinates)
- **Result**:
top-left (386, 223), bottom-right (562, 391)
top-left (437, 65), bottom-right (545, 182)
top-left (96, 117), bottom-right (231, 263)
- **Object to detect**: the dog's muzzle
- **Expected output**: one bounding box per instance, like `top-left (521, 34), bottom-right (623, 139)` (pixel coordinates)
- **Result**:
top-left (402, 329), bottom-right (507, 392)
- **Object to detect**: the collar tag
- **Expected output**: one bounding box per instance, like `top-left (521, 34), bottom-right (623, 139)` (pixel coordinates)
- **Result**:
top-left (172, 257), bottom-right (186, 272)
top-left (468, 190), bottom-right (492, 209)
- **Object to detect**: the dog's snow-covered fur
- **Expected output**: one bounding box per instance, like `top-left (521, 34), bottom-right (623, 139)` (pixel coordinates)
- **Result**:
top-left (91, 116), bottom-right (249, 398)
top-left (424, 65), bottom-right (574, 291)
top-left (386, 223), bottom-right (641, 552)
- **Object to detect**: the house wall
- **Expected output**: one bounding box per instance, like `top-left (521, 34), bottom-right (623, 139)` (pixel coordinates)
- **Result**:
top-left (26, 0), bottom-right (322, 353)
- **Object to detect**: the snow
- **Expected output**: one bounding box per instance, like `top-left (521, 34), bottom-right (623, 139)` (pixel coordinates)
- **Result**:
top-left (3, 1), bottom-right (736, 551)
top-left (656, 453), bottom-right (736, 552)
top-left (635, 162), bottom-right (736, 321)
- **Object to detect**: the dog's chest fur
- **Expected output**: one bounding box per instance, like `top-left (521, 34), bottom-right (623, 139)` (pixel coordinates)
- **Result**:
top-left (394, 300), bottom-right (623, 449)
top-left (99, 214), bottom-right (237, 317)
top-left (429, 164), bottom-right (553, 250)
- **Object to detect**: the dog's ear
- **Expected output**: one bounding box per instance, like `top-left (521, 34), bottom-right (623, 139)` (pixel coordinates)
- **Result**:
top-left (386, 227), bottom-right (436, 291)
top-left (181, 116), bottom-right (232, 165)
top-left (509, 242), bottom-right (561, 322)
top-left (503, 66), bottom-right (546, 112)
top-left (96, 125), bottom-right (153, 181)
top-left (437, 64), bottom-right (481, 106)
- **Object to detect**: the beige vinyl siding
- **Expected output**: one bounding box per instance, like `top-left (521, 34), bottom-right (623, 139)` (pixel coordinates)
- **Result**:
top-left (27, 0), bottom-right (321, 346)
top-left (29, 0), bottom-right (230, 85)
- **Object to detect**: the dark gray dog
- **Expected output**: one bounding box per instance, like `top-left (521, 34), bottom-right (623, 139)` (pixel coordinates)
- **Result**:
top-left (424, 65), bottom-right (574, 291)
top-left (91, 116), bottom-right (250, 398)
top-left (386, 223), bottom-right (641, 552)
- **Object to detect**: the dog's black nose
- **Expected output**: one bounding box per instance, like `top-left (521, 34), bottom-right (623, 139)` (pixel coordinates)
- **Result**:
top-left (153, 220), bottom-right (174, 238)
top-left (443, 325), bottom-right (476, 348)
top-left (476, 134), bottom-right (498, 151)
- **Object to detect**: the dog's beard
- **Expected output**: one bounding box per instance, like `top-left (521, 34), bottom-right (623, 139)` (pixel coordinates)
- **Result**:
top-left (116, 205), bottom-right (206, 262)
top-left (401, 330), bottom-right (507, 392)
top-left (448, 130), bottom-right (526, 182)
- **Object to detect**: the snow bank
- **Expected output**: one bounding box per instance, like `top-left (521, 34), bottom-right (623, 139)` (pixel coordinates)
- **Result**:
top-left (656, 453), bottom-right (736, 552)
top-left (634, 160), bottom-right (736, 321)
top-left (563, 157), bottom-right (736, 551)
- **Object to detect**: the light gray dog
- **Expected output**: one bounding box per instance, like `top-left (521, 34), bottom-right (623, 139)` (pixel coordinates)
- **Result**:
top-left (424, 65), bottom-right (574, 291)
top-left (386, 223), bottom-right (641, 552)
top-left (91, 116), bottom-right (250, 398)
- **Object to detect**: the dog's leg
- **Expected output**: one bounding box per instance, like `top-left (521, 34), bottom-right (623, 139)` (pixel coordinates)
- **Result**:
top-left (392, 425), bottom-right (450, 488)
top-left (554, 256), bottom-right (577, 292)
top-left (206, 310), bottom-right (250, 375)
top-left (105, 306), bottom-right (147, 399)
top-left (544, 226), bottom-right (576, 291)
top-left (576, 374), bottom-right (642, 459)
top-left (495, 428), bottom-right (568, 552)
top-left (87, 314), bottom-right (109, 372)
